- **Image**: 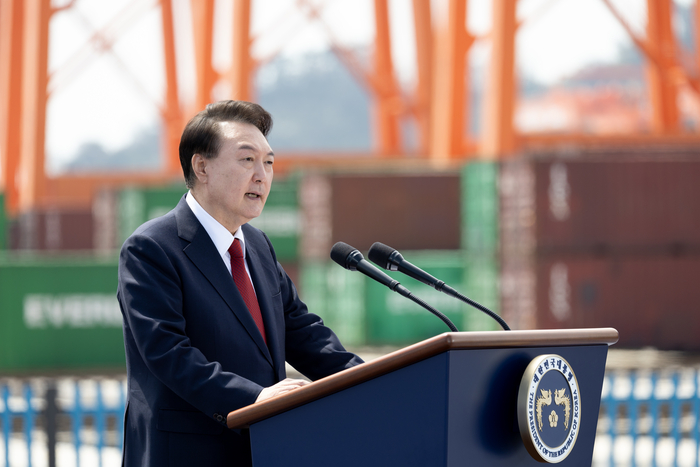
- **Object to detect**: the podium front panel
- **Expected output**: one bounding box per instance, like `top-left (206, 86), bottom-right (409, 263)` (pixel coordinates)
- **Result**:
top-left (250, 354), bottom-right (451, 466)
top-left (446, 344), bottom-right (607, 466)
top-left (249, 342), bottom-right (609, 466)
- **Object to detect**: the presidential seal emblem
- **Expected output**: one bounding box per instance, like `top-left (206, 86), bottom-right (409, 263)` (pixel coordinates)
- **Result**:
top-left (517, 354), bottom-right (581, 463)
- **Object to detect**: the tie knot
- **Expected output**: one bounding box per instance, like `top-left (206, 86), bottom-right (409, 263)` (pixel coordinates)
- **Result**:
top-left (229, 238), bottom-right (244, 259)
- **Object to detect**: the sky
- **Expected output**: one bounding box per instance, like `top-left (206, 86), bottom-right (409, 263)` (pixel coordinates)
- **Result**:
top-left (42, 0), bottom-right (691, 173)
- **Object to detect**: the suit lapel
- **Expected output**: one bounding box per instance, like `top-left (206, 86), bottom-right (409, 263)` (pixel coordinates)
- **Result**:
top-left (175, 198), bottom-right (273, 366)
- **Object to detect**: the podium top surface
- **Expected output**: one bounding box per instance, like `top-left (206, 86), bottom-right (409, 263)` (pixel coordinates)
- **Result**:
top-left (227, 327), bottom-right (618, 429)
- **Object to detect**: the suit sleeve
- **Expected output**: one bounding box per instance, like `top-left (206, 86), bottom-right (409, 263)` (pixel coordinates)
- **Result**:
top-left (118, 231), bottom-right (263, 421)
top-left (259, 233), bottom-right (364, 380)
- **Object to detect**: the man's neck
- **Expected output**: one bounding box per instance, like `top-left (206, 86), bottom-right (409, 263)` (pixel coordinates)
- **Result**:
top-left (189, 187), bottom-right (242, 234)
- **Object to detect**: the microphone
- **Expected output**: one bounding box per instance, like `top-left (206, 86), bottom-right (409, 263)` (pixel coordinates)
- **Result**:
top-left (368, 242), bottom-right (511, 331)
top-left (330, 241), bottom-right (411, 297)
top-left (330, 242), bottom-right (458, 332)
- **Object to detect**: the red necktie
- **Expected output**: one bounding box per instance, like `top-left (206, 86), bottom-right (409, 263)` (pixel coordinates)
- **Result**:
top-left (228, 239), bottom-right (267, 344)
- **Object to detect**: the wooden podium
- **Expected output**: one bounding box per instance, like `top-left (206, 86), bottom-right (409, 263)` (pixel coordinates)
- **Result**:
top-left (228, 328), bottom-right (618, 466)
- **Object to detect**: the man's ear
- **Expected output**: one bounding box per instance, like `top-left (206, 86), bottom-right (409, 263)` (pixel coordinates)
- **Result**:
top-left (191, 153), bottom-right (207, 184)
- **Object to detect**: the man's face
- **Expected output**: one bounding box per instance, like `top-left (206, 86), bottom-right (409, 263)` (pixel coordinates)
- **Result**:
top-left (194, 121), bottom-right (274, 232)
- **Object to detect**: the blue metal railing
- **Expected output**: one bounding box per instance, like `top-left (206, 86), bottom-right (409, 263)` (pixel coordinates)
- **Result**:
top-left (1, 370), bottom-right (700, 467)
top-left (0, 378), bottom-right (126, 467)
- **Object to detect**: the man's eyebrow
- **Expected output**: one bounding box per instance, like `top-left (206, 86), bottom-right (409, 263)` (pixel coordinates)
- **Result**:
top-left (237, 143), bottom-right (273, 154)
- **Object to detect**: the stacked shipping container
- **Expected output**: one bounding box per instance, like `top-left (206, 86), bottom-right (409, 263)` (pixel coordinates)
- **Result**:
top-left (0, 254), bottom-right (124, 371)
top-left (500, 154), bottom-right (700, 350)
top-left (462, 162), bottom-right (501, 332)
top-left (298, 169), bottom-right (501, 346)
top-left (9, 209), bottom-right (95, 250)
top-left (3, 152), bottom-right (697, 372)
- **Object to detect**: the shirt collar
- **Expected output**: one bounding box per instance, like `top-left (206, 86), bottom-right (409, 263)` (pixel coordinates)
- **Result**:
top-left (185, 191), bottom-right (246, 258)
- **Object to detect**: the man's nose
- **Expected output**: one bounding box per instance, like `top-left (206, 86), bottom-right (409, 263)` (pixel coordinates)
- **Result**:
top-left (253, 160), bottom-right (267, 181)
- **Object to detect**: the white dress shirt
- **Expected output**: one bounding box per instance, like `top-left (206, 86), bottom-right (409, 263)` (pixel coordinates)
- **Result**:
top-left (185, 191), bottom-right (256, 293)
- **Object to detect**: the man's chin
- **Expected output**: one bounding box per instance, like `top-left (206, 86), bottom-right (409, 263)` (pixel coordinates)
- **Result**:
top-left (242, 212), bottom-right (262, 225)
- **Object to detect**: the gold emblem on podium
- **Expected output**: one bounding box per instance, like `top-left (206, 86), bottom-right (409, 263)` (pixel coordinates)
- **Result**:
top-left (517, 355), bottom-right (580, 463)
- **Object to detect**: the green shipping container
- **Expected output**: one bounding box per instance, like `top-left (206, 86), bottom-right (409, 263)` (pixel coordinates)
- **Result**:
top-left (118, 184), bottom-right (187, 243)
top-left (365, 251), bottom-right (496, 345)
top-left (463, 257), bottom-right (500, 332)
top-left (461, 161), bottom-right (501, 331)
top-left (462, 161), bottom-right (499, 255)
top-left (0, 254), bottom-right (124, 372)
top-left (299, 260), bottom-right (365, 347)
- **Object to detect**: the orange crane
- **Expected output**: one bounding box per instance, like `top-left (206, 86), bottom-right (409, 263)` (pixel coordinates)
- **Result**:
top-left (2, 0), bottom-right (700, 216)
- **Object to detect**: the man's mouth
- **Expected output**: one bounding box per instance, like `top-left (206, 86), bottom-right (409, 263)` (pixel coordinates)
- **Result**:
top-left (246, 193), bottom-right (261, 199)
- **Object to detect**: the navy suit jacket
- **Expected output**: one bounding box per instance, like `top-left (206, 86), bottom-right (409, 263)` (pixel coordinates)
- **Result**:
top-left (117, 196), bottom-right (362, 466)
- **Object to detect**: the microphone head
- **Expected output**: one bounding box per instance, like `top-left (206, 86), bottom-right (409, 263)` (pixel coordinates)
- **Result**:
top-left (330, 242), bottom-right (361, 270)
top-left (368, 242), bottom-right (402, 270)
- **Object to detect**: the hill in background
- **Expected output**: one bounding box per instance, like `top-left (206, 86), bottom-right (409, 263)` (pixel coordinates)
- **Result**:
top-left (64, 50), bottom-right (371, 173)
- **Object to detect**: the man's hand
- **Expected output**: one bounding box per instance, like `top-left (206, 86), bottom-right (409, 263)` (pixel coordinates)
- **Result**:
top-left (256, 378), bottom-right (309, 403)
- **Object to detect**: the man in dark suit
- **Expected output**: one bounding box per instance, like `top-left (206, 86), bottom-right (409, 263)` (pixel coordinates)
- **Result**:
top-left (117, 100), bottom-right (363, 466)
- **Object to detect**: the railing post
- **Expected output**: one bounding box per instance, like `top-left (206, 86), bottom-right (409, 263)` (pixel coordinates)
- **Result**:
top-left (73, 380), bottom-right (82, 467)
top-left (24, 383), bottom-right (34, 467)
top-left (45, 381), bottom-right (58, 467)
top-left (695, 369), bottom-right (700, 467)
top-left (672, 372), bottom-right (682, 467)
top-left (96, 380), bottom-right (104, 467)
top-left (650, 372), bottom-right (659, 467)
top-left (606, 372), bottom-right (617, 466)
top-left (628, 371), bottom-right (639, 467)
top-left (117, 379), bottom-right (126, 453)
top-left (2, 384), bottom-right (10, 467)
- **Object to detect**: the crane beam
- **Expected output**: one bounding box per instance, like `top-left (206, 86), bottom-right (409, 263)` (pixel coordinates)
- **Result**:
top-left (0, 0), bottom-right (24, 215)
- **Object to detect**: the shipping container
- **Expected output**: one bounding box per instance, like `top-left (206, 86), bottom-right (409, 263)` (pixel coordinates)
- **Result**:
top-left (93, 188), bottom-right (119, 252)
top-left (499, 155), bottom-right (700, 350)
top-left (118, 184), bottom-right (187, 244)
top-left (462, 162), bottom-right (499, 256)
top-left (295, 168), bottom-right (504, 343)
top-left (532, 158), bottom-right (700, 253)
top-left (463, 257), bottom-right (501, 332)
top-left (299, 250), bottom-right (501, 347)
top-left (534, 254), bottom-right (700, 351)
top-left (10, 209), bottom-right (94, 251)
top-left (299, 260), bottom-right (366, 347)
top-left (461, 162), bottom-right (501, 331)
top-left (299, 174), bottom-right (333, 261)
top-left (329, 173), bottom-right (461, 253)
top-left (364, 250), bottom-right (498, 344)
top-left (499, 160), bottom-right (537, 329)
top-left (0, 254), bottom-right (124, 372)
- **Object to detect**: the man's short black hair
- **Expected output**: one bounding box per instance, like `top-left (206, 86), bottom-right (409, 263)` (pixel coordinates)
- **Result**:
top-left (179, 100), bottom-right (273, 189)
